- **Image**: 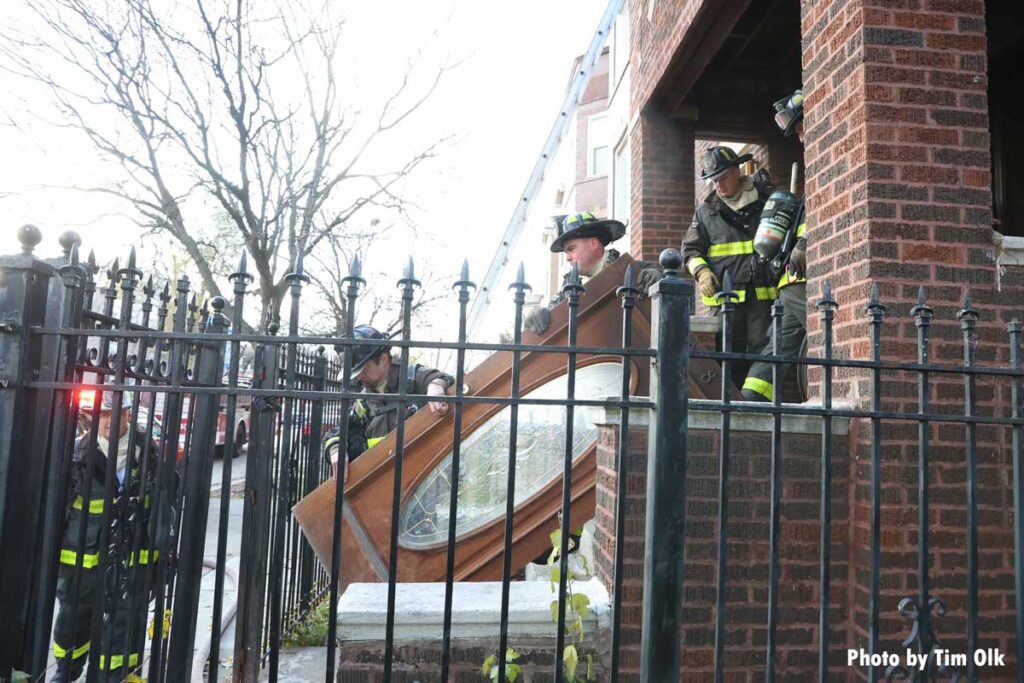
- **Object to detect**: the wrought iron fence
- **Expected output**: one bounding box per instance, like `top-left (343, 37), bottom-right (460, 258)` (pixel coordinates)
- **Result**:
top-left (0, 222), bottom-right (1022, 683)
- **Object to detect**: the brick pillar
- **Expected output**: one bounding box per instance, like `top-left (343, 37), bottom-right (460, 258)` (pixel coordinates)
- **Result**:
top-left (802, 1), bottom-right (1019, 676)
top-left (595, 410), bottom-right (851, 681)
top-left (630, 109), bottom-right (695, 263)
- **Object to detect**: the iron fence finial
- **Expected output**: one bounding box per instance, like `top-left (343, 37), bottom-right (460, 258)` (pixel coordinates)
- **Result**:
top-left (658, 248), bottom-right (683, 277)
top-left (58, 230), bottom-right (81, 258)
top-left (866, 282), bottom-right (888, 321)
top-left (911, 286), bottom-right (933, 323)
top-left (69, 243), bottom-right (80, 267)
top-left (508, 261), bottom-right (531, 294)
top-left (349, 255), bottom-right (363, 280)
top-left (87, 249), bottom-right (98, 274)
top-left (454, 259), bottom-right (476, 293)
top-left (17, 224), bottom-right (42, 255)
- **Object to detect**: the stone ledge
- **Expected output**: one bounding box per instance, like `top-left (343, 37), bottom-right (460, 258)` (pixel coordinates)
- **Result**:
top-left (337, 578), bottom-right (611, 642)
top-left (597, 399), bottom-right (853, 435)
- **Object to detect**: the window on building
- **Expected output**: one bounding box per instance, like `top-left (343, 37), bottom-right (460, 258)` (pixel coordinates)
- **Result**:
top-left (612, 135), bottom-right (630, 224)
top-left (588, 115), bottom-right (609, 177)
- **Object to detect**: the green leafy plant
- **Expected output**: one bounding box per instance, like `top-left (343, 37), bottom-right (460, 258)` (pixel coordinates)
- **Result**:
top-left (481, 526), bottom-right (596, 681)
top-left (548, 528), bottom-right (596, 682)
top-left (282, 599), bottom-right (331, 647)
top-left (482, 647), bottom-right (521, 682)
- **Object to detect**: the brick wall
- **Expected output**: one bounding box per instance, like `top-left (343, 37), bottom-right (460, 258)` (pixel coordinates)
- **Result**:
top-left (629, 111), bottom-right (695, 264)
top-left (594, 415), bottom-right (852, 681)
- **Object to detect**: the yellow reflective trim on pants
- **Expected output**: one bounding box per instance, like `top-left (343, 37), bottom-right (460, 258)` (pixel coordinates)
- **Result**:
top-left (701, 286), bottom-right (776, 307)
top-left (743, 377), bottom-right (774, 401)
top-left (686, 257), bottom-right (709, 277)
top-left (53, 641), bottom-right (90, 660)
top-left (755, 286), bottom-right (777, 300)
top-left (72, 496), bottom-right (105, 514)
top-left (99, 653), bottom-right (140, 670)
top-left (707, 241), bottom-right (754, 257)
top-left (367, 436), bottom-right (385, 448)
top-left (60, 548), bottom-right (99, 569)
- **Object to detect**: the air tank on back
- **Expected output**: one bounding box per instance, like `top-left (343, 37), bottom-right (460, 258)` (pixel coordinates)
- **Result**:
top-left (754, 162), bottom-right (801, 261)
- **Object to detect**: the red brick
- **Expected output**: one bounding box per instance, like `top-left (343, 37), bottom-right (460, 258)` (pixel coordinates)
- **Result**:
top-left (892, 11), bottom-right (955, 30)
top-left (925, 32), bottom-right (985, 51)
top-left (899, 165), bottom-right (958, 184)
top-left (901, 242), bottom-right (964, 265)
top-left (962, 168), bottom-right (991, 187)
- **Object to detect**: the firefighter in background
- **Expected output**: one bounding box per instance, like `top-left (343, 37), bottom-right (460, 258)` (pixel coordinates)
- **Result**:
top-left (52, 391), bottom-right (165, 683)
top-left (521, 212), bottom-right (663, 334)
top-left (324, 325), bottom-right (454, 480)
top-left (683, 146), bottom-right (776, 386)
top-left (742, 89), bottom-right (808, 403)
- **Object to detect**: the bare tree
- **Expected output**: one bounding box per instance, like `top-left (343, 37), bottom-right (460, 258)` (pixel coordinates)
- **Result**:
top-left (0, 0), bottom-right (451, 330)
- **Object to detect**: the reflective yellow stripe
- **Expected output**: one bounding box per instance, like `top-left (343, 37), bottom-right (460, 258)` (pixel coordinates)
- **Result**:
top-left (129, 549), bottom-right (159, 565)
top-left (743, 377), bottom-right (774, 401)
top-left (686, 257), bottom-right (709, 277)
top-left (700, 289), bottom-right (747, 307)
top-left (796, 221), bottom-right (806, 238)
top-left (366, 436), bottom-right (385, 448)
top-left (354, 401), bottom-right (368, 419)
top-left (53, 641), bottom-right (90, 660)
top-left (60, 549), bottom-right (99, 568)
top-left (707, 241), bottom-right (754, 257)
top-left (72, 496), bottom-right (105, 514)
top-left (778, 270), bottom-right (807, 289)
top-left (701, 286), bottom-right (776, 307)
top-left (99, 653), bottom-right (140, 670)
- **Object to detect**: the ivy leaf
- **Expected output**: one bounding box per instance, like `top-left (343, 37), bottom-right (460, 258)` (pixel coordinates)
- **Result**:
top-left (506, 648), bottom-right (521, 662)
top-left (571, 592), bottom-right (590, 620)
top-left (587, 653), bottom-right (594, 680)
top-left (482, 655), bottom-right (495, 676)
top-left (564, 644), bottom-right (579, 679)
top-left (506, 663), bottom-right (521, 682)
top-left (550, 599), bottom-right (560, 623)
top-left (548, 529), bottom-right (562, 564)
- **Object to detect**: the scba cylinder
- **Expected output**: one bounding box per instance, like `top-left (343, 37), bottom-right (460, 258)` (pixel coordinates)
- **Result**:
top-left (754, 190), bottom-right (800, 260)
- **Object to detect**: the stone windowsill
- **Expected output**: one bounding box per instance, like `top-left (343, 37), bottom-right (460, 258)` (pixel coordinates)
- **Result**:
top-left (336, 578), bottom-right (611, 642)
top-left (597, 399), bottom-right (853, 435)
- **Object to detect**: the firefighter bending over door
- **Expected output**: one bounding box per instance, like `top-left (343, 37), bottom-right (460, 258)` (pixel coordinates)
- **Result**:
top-left (52, 391), bottom-right (168, 683)
top-left (742, 89), bottom-right (808, 403)
top-left (683, 146), bottom-right (776, 387)
top-left (323, 325), bottom-right (454, 481)
top-left (521, 212), bottom-right (663, 335)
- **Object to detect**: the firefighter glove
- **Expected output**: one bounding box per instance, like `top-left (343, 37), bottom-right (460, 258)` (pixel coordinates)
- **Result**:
top-left (636, 267), bottom-right (664, 295)
top-left (789, 244), bottom-right (806, 279)
top-left (695, 268), bottom-right (720, 301)
top-left (523, 307), bottom-right (551, 335)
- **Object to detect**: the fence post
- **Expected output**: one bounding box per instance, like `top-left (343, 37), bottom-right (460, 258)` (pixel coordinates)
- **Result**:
top-left (0, 226), bottom-right (59, 676)
top-left (166, 297), bottom-right (229, 681)
top-left (234, 329), bottom-right (281, 683)
top-left (300, 347), bottom-right (327, 614)
top-left (640, 249), bottom-right (692, 682)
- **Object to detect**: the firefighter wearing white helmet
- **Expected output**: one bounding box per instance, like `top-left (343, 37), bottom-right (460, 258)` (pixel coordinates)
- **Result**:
top-left (742, 88), bottom-right (809, 403)
top-left (51, 389), bottom-right (167, 683)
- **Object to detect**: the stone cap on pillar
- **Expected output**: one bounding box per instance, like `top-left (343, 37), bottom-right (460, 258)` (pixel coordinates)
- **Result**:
top-left (336, 578), bottom-right (611, 642)
top-left (597, 399), bottom-right (853, 435)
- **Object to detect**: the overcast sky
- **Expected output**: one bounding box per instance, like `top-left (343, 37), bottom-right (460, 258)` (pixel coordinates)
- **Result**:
top-left (0, 0), bottom-right (609, 331)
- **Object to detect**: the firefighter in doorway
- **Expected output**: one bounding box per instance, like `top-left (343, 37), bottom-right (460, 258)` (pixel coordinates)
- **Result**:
top-left (52, 391), bottom-right (168, 683)
top-left (324, 325), bottom-right (454, 480)
top-left (741, 89), bottom-right (808, 403)
top-left (683, 145), bottom-right (776, 387)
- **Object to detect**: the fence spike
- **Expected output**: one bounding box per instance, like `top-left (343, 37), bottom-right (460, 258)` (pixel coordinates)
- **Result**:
top-left (161, 281), bottom-right (171, 301)
top-left (87, 249), bottom-right (98, 274)
top-left (239, 250), bottom-right (248, 274)
top-left (69, 243), bottom-right (80, 267)
top-left (128, 246), bottom-right (137, 270)
top-left (516, 262), bottom-right (526, 285)
top-left (294, 249), bottom-right (305, 277)
top-left (870, 282), bottom-right (880, 306)
top-left (461, 258), bottom-right (470, 282)
top-left (350, 255), bottom-right (363, 280)
top-left (404, 255), bottom-right (415, 281)
top-left (108, 258), bottom-right (120, 281)
top-left (624, 263), bottom-right (635, 287)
